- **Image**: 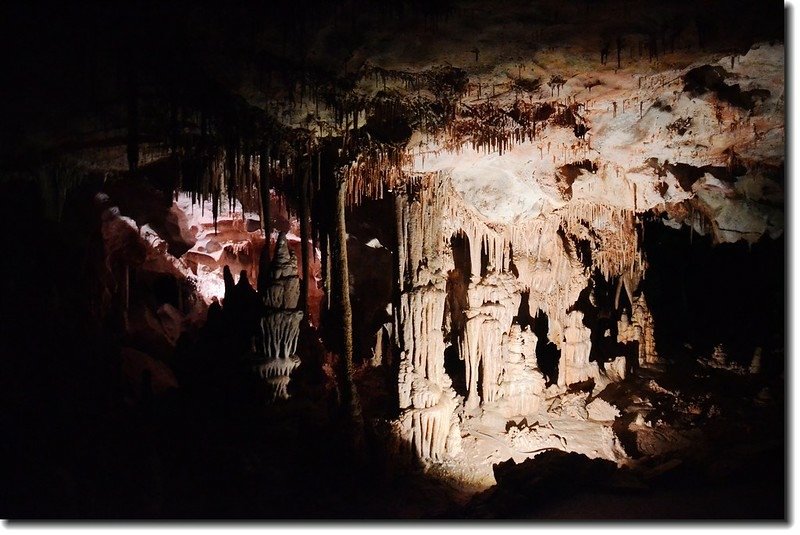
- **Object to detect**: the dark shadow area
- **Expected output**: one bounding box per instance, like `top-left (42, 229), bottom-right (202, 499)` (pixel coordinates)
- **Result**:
top-left (450, 230), bottom-right (472, 281)
top-left (343, 197), bottom-right (396, 366)
top-left (0, 177), bottom-right (468, 520)
top-left (514, 290), bottom-right (535, 329)
top-left (532, 309), bottom-right (560, 385)
top-left (443, 345), bottom-right (467, 399)
top-left (641, 218), bottom-right (784, 368)
top-left (480, 236), bottom-right (490, 278)
top-left (445, 230), bottom-right (472, 397)
top-left (466, 445), bottom-right (784, 519)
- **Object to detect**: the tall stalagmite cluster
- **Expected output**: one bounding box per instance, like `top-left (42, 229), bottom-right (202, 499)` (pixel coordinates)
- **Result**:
top-left (393, 177), bottom-right (463, 461)
top-left (382, 166), bottom-right (656, 461)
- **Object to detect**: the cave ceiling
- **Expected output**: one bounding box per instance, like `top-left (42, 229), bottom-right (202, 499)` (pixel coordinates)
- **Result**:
top-left (3, 0), bottom-right (785, 244)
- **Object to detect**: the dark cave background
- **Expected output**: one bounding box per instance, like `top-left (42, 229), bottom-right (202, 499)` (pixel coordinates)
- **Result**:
top-left (641, 218), bottom-right (785, 370)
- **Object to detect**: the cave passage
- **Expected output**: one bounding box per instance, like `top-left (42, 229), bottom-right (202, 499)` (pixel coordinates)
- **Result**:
top-left (642, 219), bottom-right (784, 368)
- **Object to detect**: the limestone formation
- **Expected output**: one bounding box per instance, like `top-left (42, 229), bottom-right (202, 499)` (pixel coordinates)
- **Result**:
top-left (498, 325), bottom-right (546, 418)
top-left (263, 231), bottom-right (301, 310)
top-left (460, 272), bottom-right (521, 409)
top-left (255, 232), bottom-right (302, 401)
top-left (389, 171), bottom-right (652, 460)
top-left (561, 311), bottom-right (594, 386)
top-left (391, 180), bottom-right (468, 461)
top-left (632, 295), bottom-right (658, 366)
top-left (617, 312), bottom-right (641, 348)
top-left (603, 356), bottom-right (627, 383)
top-left (586, 398), bottom-right (621, 422)
top-left (9, 0), bottom-right (786, 519)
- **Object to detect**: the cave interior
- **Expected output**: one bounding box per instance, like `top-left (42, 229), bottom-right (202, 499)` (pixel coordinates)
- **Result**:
top-left (1, 0), bottom-right (787, 521)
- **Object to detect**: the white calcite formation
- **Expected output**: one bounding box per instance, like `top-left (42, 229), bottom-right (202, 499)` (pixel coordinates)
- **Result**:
top-left (560, 310), bottom-right (594, 387)
top-left (395, 281), bottom-right (464, 460)
top-left (498, 325), bottom-right (546, 418)
top-left (301, 36), bottom-right (783, 473)
top-left (388, 169), bottom-right (642, 462)
top-left (586, 397), bottom-right (621, 422)
top-left (617, 294), bottom-right (659, 368)
top-left (617, 312), bottom-right (642, 349)
top-left (603, 356), bottom-right (627, 383)
top-left (339, 48), bottom-right (781, 471)
top-left (256, 232), bottom-right (302, 401)
top-left (461, 272), bottom-right (521, 410)
top-left (392, 180), bottom-right (462, 461)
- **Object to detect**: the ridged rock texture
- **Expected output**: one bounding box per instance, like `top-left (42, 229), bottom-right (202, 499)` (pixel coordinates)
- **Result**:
top-left (389, 173), bottom-right (645, 461)
top-left (255, 232), bottom-right (302, 401)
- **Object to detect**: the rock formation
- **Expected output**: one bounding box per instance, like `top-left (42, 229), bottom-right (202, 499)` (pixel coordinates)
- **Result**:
top-left (387, 170), bottom-right (651, 460)
top-left (254, 232), bottom-right (302, 401)
top-left (560, 311), bottom-right (594, 387)
top-left (498, 325), bottom-right (546, 418)
top-left (393, 181), bottom-right (463, 461)
top-left (632, 294), bottom-right (658, 366)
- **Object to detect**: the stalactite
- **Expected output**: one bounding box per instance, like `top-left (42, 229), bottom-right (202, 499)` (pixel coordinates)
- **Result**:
top-left (343, 143), bottom-right (410, 207)
top-left (170, 67), bottom-right (655, 458)
top-left (257, 147), bottom-right (272, 294)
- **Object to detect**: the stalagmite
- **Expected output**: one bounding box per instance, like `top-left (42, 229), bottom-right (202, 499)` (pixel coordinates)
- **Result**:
top-left (750, 347), bottom-right (762, 374)
top-left (561, 311), bottom-right (595, 386)
top-left (603, 356), bottom-right (627, 382)
top-left (396, 279), bottom-right (463, 460)
top-left (12, 2), bottom-right (787, 520)
top-left (387, 171), bottom-right (651, 437)
top-left (617, 312), bottom-right (642, 357)
top-left (394, 185), bottom-right (462, 461)
top-left (460, 272), bottom-right (521, 409)
top-left (631, 294), bottom-right (658, 366)
top-left (498, 325), bottom-right (546, 417)
top-left (254, 232), bottom-right (302, 401)
top-left (461, 312), bottom-right (499, 409)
